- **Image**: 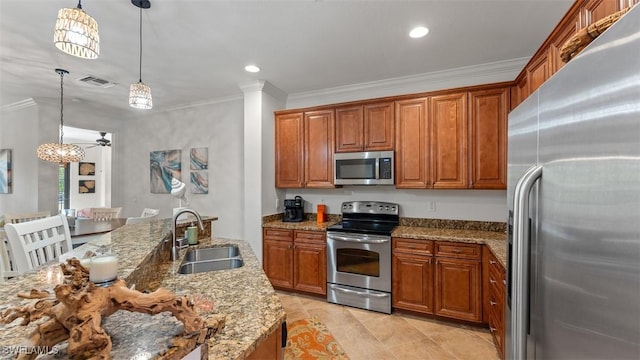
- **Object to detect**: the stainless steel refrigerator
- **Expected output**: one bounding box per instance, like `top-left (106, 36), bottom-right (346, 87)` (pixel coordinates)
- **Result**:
top-left (506, 5), bottom-right (640, 359)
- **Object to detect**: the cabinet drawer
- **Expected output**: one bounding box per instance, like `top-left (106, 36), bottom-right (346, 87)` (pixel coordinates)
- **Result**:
top-left (393, 238), bottom-right (434, 256)
top-left (294, 230), bottom-right (325, 244)
top-left (488, 287), bottom-right (504, 324)
top-left (263, 228), bottom-right (293, 242)
top-left (435, 242), bottom-right (481, 260)
top-left (488, 310), bottom-right (505, 359)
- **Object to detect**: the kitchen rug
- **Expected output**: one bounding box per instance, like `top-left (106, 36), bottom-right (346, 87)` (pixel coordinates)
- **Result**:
top-left (285, 317), bottom-right (349, 360)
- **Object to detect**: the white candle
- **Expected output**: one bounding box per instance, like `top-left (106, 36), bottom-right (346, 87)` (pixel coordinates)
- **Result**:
top-left (89, 254), bottom-right (118, 283)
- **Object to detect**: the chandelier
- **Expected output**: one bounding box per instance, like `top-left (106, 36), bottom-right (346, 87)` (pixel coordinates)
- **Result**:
top-left (129, 0), bottom-right (152, 109)
top-left (37, 69), bottom-right (86, 164)
top-left (53, 0), bottom-right (100, 59)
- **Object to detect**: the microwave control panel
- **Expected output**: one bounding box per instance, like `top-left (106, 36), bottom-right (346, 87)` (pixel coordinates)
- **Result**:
top-left (380, 158), bottom-right (392, 179)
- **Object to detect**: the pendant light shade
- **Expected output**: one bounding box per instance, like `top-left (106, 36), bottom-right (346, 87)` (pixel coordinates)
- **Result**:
top-left (129, 82), bottom-right (153, 109)
top-left (37, 69), bottom-right (85, 164)
top-left (53, 1), bottom-right (100, 59)
top-left (129, 0), bottom-right (152, 109)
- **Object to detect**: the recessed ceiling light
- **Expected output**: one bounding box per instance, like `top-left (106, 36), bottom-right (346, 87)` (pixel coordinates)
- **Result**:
top-left (245, 65), bottom-right (260, 73)
top-left (409, 26), bottom-right (429, 39)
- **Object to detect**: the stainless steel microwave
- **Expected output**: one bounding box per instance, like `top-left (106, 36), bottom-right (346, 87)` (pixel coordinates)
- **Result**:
top-left (334, 151), bottom-right (394, 185)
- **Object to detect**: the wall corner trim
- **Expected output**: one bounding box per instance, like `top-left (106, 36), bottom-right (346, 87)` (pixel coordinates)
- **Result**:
top-left (1, 98), bottom-right (37, 112)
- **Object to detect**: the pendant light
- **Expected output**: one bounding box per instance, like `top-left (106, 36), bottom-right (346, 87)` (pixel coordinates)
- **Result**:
top-left (53, 0), bottom-right (100, 59)
top-left (129, 0), bottom-right (153, 109)
top-left (37, 69), bottom-right (86, 164)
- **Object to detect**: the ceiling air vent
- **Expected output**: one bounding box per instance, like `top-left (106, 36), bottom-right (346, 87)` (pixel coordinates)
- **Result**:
top-left (76, 75), bottom-right (115, 89)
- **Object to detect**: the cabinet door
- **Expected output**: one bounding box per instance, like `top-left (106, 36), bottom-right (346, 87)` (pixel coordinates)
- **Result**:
top-left (364, 102), bottom-right (395, 151)
top-left (435, 257), bottom-right (482, 322)
top-left (581, 0), bottom-right (622, 27)
top-left (550, 13), bottom-right (579, 73)
top-left (469, 87), bottom-right (508, 189)
top-left (335, 105), bottom-right (364, 152)
top-left (293, 242), bottom-right (327, 295)
top-left (263, 239), bottom-right (294, 289)
top-left (430, 93), bottom-right (468, 188)
top-left (304, 110), bottom-right (335, 188)
top-left (392, 252), bottom-right (434, 314)
top-left (527, 52), bottom-right (551, 95)
top-left (275, 112), bottom-right (304, 188)
top-left (395, 98), bottom-right (429, 188)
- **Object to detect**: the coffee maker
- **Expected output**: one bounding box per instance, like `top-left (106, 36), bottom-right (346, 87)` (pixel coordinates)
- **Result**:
top-left (283, 196), bottom-right (304, 222)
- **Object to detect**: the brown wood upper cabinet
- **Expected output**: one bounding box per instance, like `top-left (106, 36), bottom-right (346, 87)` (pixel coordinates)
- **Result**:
top-left (275, 112), bottom-right (304, 188)
top-left (335, 102), bottom-right (394, 152)
top-left (305, 110), bottom-right (335, 188)
top-left (275, 109), bottom-right (335, 189)
top-left (469, 87), bottom-right (509, 189)
top-left (395, 92), bottom-right (468, 189)
top-left (430, 93), bottom-right (468, 188)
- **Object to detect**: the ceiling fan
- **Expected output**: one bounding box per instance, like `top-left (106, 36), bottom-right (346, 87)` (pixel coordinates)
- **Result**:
top-left (76, 132), bottom-right (112, 148)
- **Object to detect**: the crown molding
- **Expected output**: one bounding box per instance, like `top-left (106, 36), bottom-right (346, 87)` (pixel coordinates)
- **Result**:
top-left (239, 80), bottom-right (288, 102)
top-left (286, 57), bottom-right (528, 108)
top-left (0, 98), bottom-right (37, 112)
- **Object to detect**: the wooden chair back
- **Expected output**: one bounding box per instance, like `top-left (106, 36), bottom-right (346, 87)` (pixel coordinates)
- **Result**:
top-left (4, 211), bottom-right (51, 224)
top-left (140, 208), bottom-right (160, 218)
top-left (4, 214), bottom-right (71, 274)
top-left (89, 207), bottom-right (122, 221)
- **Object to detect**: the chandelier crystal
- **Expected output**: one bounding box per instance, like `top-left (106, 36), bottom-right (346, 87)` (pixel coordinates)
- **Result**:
top-left (53, 1), bottom-right (100, 59)
top-left (37, 69), bottom-right (85, 164)
top-left (129, 0), bottom-right (152, 109)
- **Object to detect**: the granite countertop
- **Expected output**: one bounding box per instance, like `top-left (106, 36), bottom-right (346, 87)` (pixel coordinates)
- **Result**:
top-left (262, 219), bottom-right (339, 231)
top-left (392, 226), bottom-right (507, 266)
top-left (262, 216), bottom-right (507, 267)
top-left (0, 218), bottom-right (284, 360)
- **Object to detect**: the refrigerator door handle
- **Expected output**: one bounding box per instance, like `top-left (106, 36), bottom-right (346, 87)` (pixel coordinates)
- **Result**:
top-left (510, 165), bottom-right (542, 360)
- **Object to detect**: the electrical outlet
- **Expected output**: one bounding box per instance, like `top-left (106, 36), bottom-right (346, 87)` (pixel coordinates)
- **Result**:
top-left (427, 201), bottom-right (436, 212)
top-left (275, 198), bottom-right (279, 211)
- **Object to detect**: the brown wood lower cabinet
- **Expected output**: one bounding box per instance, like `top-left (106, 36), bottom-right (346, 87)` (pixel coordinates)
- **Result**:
top-left (484, 247), bottom-right (506, 360)
top-left (263, 228), bottom-right (326, 296)
top-left (247, 323), bottom-right (284, 360)
top-left (392, 239), bottom-right (483, 323)
top-left (392, 238), bottom-right (434, 313)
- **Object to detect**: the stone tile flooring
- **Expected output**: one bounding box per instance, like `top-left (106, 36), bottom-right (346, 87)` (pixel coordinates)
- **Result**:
top-left (276, 290), bottom-right (499, 360)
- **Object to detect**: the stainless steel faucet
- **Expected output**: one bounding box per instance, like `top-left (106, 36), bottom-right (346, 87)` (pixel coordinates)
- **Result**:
top-left (171, 208), bottom-right (205, 261)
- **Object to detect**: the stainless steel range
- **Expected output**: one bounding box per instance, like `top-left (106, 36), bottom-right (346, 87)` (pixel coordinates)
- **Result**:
top-left (326, 201), bottom-right (399, 314)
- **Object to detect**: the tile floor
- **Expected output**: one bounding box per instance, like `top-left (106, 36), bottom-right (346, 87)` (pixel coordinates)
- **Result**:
top-left (276, 290), bottom-right (499, 360)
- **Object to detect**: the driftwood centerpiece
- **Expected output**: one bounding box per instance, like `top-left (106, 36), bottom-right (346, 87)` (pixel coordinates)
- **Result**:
top-left (0, 259), bottom-right (224, 359)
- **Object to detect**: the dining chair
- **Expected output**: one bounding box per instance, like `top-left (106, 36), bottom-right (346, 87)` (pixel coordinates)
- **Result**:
top-left (89, 207), bottom-right (122, 221)
top-left (1, 211), bottom-right (51, 279)
top-left (4, 211), bottom-right (51, 224)
top-left (140, 208), bottom-right (160, 218)
top-left (4, 214), bottom-right (72, 274)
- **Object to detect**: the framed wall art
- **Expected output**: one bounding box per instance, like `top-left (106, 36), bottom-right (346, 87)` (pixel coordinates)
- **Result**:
top-left (150, 149), bottom-right (181, 193)
top-left (191, 171), bottom-right (208, 194)
top-left (190, 147), bottom-right (208, 170)
top-left (0, 149), bottom-right (12, 194)
top-left (79, 162), bottom-right (96, 176)
top-left (79, 180), bottom-right (96, 193)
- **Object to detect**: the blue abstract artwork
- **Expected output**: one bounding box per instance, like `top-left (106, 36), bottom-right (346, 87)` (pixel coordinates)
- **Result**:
top-left (0, 149), bottom-right (11, 194)
top-left (190, 147), bottom-right (208, 170)
top-left (150, 149), bottom-right (181, 193)
top-left (190, 171), bottom-right (208, 194)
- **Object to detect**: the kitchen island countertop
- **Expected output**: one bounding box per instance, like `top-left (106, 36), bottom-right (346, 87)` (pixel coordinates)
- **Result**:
top-left (0, 219), bottom-right (285, 360)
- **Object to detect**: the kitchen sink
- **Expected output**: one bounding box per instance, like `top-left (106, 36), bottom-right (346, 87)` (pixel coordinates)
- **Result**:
top-left (178, 245), bottom-right (243, 274)
top-left (183, 245), bottom-right (240, 262)
top-left (178, 258), bottom-right (244, 274)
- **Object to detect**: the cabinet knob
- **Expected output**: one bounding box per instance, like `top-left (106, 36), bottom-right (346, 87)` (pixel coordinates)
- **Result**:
top-left (489, 260), bottom-right (496, 264)
top-left (490, 301), bottom-right (497, 306)
top-left (489, 279), bottom-right (497, 284)
top-left (453, 248), bottom-right (461, 253)
top-left (489, 326), bottom-right (496, 333)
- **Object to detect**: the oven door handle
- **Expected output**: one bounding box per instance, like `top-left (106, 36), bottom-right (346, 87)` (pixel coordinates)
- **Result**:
top-left (329, 284), bottom-right (390, 298)
top-left (327, 234), bottom-right (389, 244)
